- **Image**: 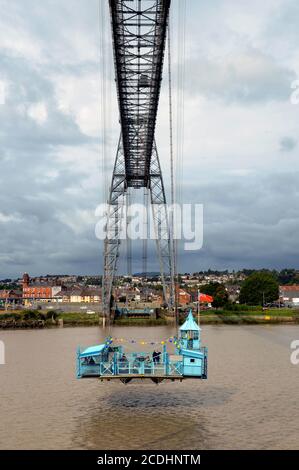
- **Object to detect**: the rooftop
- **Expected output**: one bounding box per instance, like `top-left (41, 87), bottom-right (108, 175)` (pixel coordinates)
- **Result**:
top-left (179, 311), bottom-right (200, 332)
top-left (280, 285), bottom-right (299, 291)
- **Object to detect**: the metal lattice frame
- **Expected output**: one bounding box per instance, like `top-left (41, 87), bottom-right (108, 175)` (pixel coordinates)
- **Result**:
top-left (102, 137), bottom-right (126, 315)
top-left (149, 142), bottom-right (175, 308)
top-left (108, 0), bottom-right (171, 188)
top-left (103, 0), bottom-right (174, 318)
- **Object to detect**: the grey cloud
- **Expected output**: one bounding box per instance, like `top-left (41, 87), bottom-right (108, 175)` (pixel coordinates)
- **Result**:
top-left (280, 136), bottom-right (297, 152)
top-left (109, 171), bottom-right (299, 274)
top-left (173, 171), bottom-right (299, 271)
top-left (1, 0), bottom-right (299, 278)
top-left (0, 20), bottom-right (101, 278)
top-left (184, 49), bottom-right (295, 104)
top-left (1, 55), bottom-right (93, 150)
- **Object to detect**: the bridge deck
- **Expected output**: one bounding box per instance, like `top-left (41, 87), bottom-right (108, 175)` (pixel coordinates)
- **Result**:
top-left (81, 374), bottom-right (183, 380)
top-left (102, 374), bottom-right (184, 384)
top-left (79, 374), bottom-right (207, 385)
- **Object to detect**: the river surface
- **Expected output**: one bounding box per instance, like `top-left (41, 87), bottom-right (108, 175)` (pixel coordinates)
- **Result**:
top-left (0, 324), bottom-right (298, 450)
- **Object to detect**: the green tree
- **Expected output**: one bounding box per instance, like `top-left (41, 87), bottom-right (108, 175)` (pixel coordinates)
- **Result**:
top-left (278, 269), bottom-right (299, 285)
top-left (201, 282), bottom-right (229, 308)
top-left (239, 272), bottom-right (279, 305)
top-left (23, 310), bottom-right (38, 320)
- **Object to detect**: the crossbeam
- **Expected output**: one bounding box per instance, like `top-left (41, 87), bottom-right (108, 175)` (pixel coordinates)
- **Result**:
top-left (109, 0), bottom-right (171, 188)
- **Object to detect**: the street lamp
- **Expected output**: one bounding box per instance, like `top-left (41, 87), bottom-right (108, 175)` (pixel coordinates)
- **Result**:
top-left (197, 289), bottom-right (200, 325)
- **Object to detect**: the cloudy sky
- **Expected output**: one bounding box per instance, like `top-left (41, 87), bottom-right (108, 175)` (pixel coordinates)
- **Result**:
top-left (0, 0), bottom-right (299, 278)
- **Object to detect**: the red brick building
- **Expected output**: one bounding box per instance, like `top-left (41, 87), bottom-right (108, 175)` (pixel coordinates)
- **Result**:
top-left (22, 273), bottom-right (61, 301)
top-left (178, 289), bottom-right (191, 306)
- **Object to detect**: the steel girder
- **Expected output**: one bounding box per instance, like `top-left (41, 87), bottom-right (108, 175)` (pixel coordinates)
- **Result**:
top-left (109, 0), bottom-right (171, 188)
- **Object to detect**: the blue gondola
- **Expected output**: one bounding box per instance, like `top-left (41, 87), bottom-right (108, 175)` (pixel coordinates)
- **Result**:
top-left (76, 310), bottom-right (208, 384)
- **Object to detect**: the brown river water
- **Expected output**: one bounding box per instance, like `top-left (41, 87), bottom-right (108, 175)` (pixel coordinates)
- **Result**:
top-left (0, 324), bottom-right (298, 450)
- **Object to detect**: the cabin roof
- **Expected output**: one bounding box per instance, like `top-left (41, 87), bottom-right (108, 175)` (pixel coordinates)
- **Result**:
top-left (80, 344), bottom-right (106, 358)
top-left (180, 311), bottom-right (200, 332)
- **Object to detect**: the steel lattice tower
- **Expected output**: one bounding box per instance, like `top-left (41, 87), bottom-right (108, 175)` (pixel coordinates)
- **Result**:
top-left (103, 0), bottom-right (175, 319)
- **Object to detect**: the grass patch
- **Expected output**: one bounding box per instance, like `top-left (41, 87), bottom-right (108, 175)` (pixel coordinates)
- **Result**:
top-left (2, 308), bottom-right (299, 328)
top-left (215, 307), bottom-right (297, 317)
top-left (59, 312), bottom-right (100, 326)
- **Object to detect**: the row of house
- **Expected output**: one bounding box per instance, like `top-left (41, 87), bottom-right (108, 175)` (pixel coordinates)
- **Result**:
top-left (0, 289), bottom-right (22, 304)
top-left (19, 275), bottom-right (165, 305)
top-left (53, 287), bottom-right (100, 303)
top-left (0, 274), bottom-right (212, 308)
top-left (113, 286), bottom-right (192, 306)
top-left (3, 273), bottom-right (299, 308)
top-left (17, 273), bottom-right (101, 305)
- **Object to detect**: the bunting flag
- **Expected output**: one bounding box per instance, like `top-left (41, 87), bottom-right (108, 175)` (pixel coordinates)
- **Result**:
top-left (105, 336), bottom-right (179, 346)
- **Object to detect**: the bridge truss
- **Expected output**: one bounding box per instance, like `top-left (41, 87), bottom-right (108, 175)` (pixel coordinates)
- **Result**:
top-left (103, 0), bottom-right (175, 318)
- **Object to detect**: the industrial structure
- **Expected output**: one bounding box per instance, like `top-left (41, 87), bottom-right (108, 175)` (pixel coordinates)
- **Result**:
top-left (102, 0), bottom-right (175, 319)
top-left (77, 1), bottom-right (209, 384)
top-left (77, 310), bottom-right (208, 383)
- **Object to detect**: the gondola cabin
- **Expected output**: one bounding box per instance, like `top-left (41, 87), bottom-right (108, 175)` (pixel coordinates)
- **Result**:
top-left (76, 310), bottom-right (207, 384)
top-left (176, 311), bottom-right (207, 378)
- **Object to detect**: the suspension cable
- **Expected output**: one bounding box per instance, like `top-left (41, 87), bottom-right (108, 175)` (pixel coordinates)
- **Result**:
top-left (126, 189), bottom-right (132, 277)
top-left (99, 1), bottom-right (113, 329)
top-left (167, 18), bottom-right (178, 324)
top-left (142, 186), bottom-right (148, 279)
top-left (99, 0), bottom-right (108, 204)
top-left (175, 0), bottom-right (187, 303)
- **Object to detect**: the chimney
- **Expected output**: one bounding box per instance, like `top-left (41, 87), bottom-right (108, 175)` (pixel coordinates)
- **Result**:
top-left (22, 273), bottom-right (30, 288)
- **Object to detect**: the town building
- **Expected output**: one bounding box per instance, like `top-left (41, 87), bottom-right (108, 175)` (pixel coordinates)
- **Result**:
top-left (178, 289), bottom-right (191, 306)
top-left (279, 285), bottom-right (299, 306)
top-left (0, 289), bottom-right (22, 306)
top-left (53, 287), bottom-right (101, 303)
top-left (22, 273), bottom-right (62, 302)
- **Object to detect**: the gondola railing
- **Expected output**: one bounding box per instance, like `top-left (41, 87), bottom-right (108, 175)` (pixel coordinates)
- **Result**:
top-left (77, 356), bottom-right (184, 378)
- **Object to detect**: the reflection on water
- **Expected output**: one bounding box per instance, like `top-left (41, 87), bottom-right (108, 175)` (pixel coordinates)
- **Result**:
top-left (74, 385), bottom-right (233, 450)
top-left (75, 404), bottom-right (210, 450)
top-left (0, 325), bottom-right (298, 449)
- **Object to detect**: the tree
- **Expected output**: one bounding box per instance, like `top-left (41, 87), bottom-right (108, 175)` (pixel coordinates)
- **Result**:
top-left (23, 310), bottom-right (38, 320)
top-left (239, 272), bottom-right (279, 305)
top-left (201, 282), bottom-right (228, 308)
top-left (278, 269), bottom-right (299, 285)
top-left (84, 277), bottom-right (102, 286)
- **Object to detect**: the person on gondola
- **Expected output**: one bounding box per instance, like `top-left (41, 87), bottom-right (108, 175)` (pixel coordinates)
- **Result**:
top-left (152, 350), bottom-right (157, 363)
top-left (156, 351), bottom-right (161, 363)
top-left (120, 354), bottom-right (127, 363)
